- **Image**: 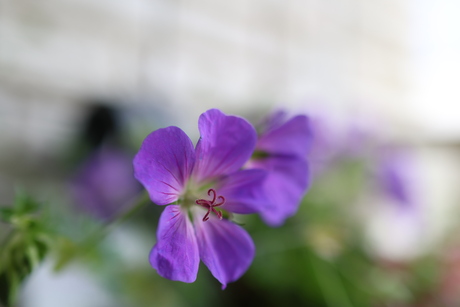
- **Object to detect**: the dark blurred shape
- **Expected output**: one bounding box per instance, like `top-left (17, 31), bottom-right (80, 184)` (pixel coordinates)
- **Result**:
top-left (81, 102), bottom-right (120, 149)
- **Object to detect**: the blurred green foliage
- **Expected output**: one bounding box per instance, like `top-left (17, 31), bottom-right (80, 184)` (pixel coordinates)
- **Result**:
top-left (0, 191), bottom-right (54, 306)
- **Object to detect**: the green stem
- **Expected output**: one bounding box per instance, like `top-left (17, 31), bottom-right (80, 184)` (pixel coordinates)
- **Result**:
top-left (105, 191), bottom-right (151, 233)
top-left (87, 190), bottom-right (151, 245)
top-left (54, 191), bottom-right (151, 270)
top-left (311, 254), bottom-right (354, 307)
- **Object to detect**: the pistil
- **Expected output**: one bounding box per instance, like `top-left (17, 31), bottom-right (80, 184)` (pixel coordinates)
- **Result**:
top-left (195, 189), bottom-right (225, 221)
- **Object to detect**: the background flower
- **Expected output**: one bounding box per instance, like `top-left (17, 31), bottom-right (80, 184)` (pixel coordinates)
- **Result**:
top-left (247, 111), bottom-right (311, 226)
top-left (70, 145), bottom-right (141, 220)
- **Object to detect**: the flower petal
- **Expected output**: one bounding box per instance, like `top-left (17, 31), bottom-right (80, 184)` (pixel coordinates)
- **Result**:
top-left (150, 205), bottom-right (199, 283)
top-left (133, 126), bottom-right (195, 205)
top-left (257, 114), bottom-right (312, 157)
top-left (216, 169), bottom-right (268, 214)
top-left (193, 208), bottom-right (255, 289)
top-left (250, 156), bottom-right (309, 226)
top-left (193, 109), bottom-right (257, 183)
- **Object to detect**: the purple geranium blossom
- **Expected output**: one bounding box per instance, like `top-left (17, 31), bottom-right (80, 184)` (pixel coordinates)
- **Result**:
top-left (70, 145), bottom-right (141, 220)
top-left (247, 110), bottom-right (312, 226)
top-left (376, 149), bottom-right (416, 211)
top-left (133, 109), bottom-right (267, 288)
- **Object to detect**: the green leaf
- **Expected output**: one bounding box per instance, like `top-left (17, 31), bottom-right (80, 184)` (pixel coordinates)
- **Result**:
top-left (0, 190), bottom-right (54, 306)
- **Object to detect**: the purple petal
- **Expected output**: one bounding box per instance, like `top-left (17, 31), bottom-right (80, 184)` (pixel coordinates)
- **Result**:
top-left (150, 205), bottom-right (199, 283)
top-left (193, 208), bottom-right (255, 289)
top-left (249, 156), bottom-right (309, 226)
top-left (192, 109), bottom-right (257, 183)
top-left (133, 126), bottom-right (195, 205)
top-left (257, 114), bottom-right (312, 157)
top-left (215, 169), bottom-right (268, 214)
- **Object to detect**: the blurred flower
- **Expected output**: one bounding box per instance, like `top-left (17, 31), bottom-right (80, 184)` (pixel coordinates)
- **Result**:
top-left (70, 145), bottom-right (141, 220)
top-left (365, 148), bottom-right (425, 262)
top-left (247, 110), bottom-right (312, 226)
top-left (306, 109), bottom-right (375, 176)
top-left (133, 109), bottom-right (267, 289)
top-left (376, 149), bottom-right (415, 211)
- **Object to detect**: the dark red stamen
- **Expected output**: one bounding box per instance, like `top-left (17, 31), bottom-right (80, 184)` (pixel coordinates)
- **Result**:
top-left (195, 189), bottom-right (225, 222)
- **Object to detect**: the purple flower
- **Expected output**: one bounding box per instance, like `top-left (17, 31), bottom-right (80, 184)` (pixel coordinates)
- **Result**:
top-left (247, 111), bottom-right (312, 226)
top-left (306, 110), bottom-right (375, 177)
top-left (376, 150), bottom-right (416, 211)
top-left (70, 146), bottom-right (141, 220)
top-left (133, 109), bottom-right (267, 288)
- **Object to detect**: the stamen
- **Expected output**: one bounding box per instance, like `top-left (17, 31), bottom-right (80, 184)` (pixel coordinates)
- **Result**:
top-left (195, 188), bottom-right (225, 222)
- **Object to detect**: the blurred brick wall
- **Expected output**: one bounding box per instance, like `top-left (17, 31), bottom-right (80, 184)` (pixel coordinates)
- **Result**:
top-left (0, 0), bottom-right (409, 163)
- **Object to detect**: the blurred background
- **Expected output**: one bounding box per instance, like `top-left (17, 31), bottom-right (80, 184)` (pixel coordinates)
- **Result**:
top-left (1, 0), bottom-right (460, 306)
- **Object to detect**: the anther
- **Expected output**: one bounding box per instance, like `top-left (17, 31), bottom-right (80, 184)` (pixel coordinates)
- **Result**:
top-left (195, 189), bottom-right (225, 222)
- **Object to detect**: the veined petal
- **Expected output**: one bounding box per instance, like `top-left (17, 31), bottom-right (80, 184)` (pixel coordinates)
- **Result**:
top-left (193, 109), bottom-right (257, 183)
top-left (250, 156), bottom-right (309, 226)
top-left (133, 126), bottom-right (195, 205)
top-left (257, 114), bottom-right (312, 157)
top-left (150, 205), bottom-right (199, 283)
top-left (193, 208), bottom-right (255, 289)
top-left (216, 169), bottom-right (268, 214)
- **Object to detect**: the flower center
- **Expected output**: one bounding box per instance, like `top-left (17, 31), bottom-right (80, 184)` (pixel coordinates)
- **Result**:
top-left (195, 189), bottom-right (225, 222)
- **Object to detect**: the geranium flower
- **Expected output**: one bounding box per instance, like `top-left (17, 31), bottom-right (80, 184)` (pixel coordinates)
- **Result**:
top-left (70, 145), bottom-right (141, 220)
top-left (133, 109), bottom-right (267, 288)
top-left (247, 111), bottom-right (312, 226)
